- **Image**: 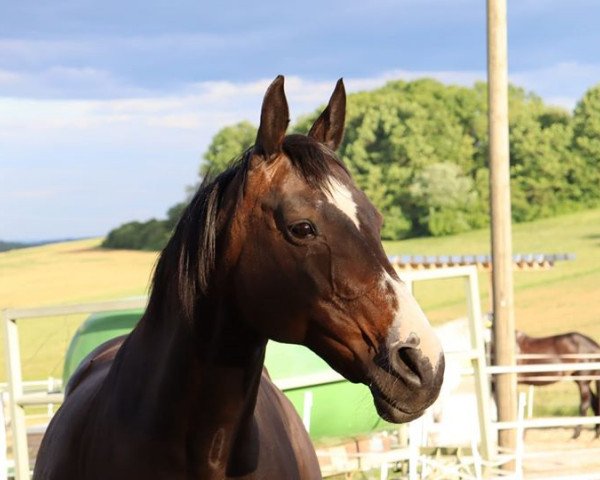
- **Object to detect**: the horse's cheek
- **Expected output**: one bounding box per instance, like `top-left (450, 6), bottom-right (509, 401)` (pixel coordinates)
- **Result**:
top-left (303, 244), bottom-right (334, 298)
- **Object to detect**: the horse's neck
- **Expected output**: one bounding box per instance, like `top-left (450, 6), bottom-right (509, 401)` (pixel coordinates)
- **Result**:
top-left (186, 344), bottom-right (266, 477)
top-left (110, 302), bottom-right (267, 476)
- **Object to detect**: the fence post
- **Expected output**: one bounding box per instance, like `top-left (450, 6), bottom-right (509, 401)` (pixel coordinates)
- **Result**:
top-left (2, 311), bottom-right (30, 480)
top-left (487, 0), bottom-right (518, 461)
top-left (465, 270), bottom-right (495, 463)
top-left (1, 392), bottom-right (7, 480)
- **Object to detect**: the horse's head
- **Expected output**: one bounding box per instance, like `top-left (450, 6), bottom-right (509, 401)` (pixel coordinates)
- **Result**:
top-left (220, 76), bottom-right (444, 422)
top-left (515, 329), bottom-right (526, 352)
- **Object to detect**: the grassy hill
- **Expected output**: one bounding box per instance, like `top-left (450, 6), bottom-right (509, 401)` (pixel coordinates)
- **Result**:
top-left (1, 208), bottom-right (599, 415)
top-left (386, 207), bottom-right (600, 337)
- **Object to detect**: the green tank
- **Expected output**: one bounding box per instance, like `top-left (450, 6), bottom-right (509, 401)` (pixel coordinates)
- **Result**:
top-left (62, 309), bottom-right (143, 384)
top-left (63, 310), bottom-right (392, 440)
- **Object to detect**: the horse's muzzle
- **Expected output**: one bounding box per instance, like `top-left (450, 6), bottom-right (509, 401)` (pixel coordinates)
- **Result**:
top-left (369, 346), bottom-right (445, 423)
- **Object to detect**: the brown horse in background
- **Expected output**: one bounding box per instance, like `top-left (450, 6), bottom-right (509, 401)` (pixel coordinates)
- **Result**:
top-left (516, 330), bottom-right (600, 439)
top-left (33, 77), bottom-right (444, 479)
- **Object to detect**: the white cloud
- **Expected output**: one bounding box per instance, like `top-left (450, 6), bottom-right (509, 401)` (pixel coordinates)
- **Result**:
top-left (344, 69), bottom-right (485, 92)
top-left (2, 64), bottom-right (597, 151)
top-left (0, 38), bottom-right (88, 62)
top-left (0, 65), bottom-right (148, 98)
top-left (0, 30), bottom-right (284, 79)
top-left (0, 69), bottom-right (21, 83)
top-left (2, 65), bottom-right (598, 240)
top-left (0, 76), bottom-right (336, 140)
top-left (0, 33), bottom-right (263, 58)
top-left (510, 62), bottom-right (600, 109)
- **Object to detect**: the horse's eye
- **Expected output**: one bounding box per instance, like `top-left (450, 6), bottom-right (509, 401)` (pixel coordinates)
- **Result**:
top-left (288, 221), bottom-right (316, 240)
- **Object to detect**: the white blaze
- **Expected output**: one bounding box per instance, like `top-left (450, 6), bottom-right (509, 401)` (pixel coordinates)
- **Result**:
top-left (325, 176), bottom-right (360, 229)
top-left (381, 271), bottom-right (442, 370)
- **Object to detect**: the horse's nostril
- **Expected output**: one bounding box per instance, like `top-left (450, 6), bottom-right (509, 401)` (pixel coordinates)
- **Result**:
top-left (397, 346), bottom-right (422, 382)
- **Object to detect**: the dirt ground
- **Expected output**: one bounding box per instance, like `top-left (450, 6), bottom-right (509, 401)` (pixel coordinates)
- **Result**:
top-left (14, 426), bottom-right (600, 479)
top-left (522, 427), bottom-right (600, 479)
top-left (316, 427), bottom-right (600, 479)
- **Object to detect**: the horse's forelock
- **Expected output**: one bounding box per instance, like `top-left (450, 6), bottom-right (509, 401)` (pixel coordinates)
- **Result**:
top-left (282, 134), bottom-right (348, 192)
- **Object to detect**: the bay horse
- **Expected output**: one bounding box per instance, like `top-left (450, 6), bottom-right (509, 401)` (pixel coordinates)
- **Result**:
top-left (516, 330), bottom-right (600, 439)
top-left (33, 76), bottom-right (445, 480)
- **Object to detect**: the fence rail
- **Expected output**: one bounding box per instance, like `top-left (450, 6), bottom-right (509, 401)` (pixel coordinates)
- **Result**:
top-left (487, 361), bottom-right (600, 374)
top-left (496, 415), bottom-right (600, 430)
top-left (2, 298), bottom-right (148, 480)
top-left (0, 380), bottom-right (62, 395)
top-left (516, 353), bottom-right (600, 359)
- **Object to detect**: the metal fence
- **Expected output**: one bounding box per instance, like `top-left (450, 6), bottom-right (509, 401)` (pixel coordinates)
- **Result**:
top-left (2, 298), bottom-right (147, 480)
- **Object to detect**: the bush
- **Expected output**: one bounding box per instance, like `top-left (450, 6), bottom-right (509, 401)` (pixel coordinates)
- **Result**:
top-left (102, 202), bottom-right (187, 251)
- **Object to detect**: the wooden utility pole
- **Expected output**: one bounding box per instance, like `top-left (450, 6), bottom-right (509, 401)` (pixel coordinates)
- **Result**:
top-left (487, 0), bottom-right (518, 461)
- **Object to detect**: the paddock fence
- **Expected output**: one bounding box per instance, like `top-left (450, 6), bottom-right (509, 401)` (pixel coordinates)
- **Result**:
top-left (2, 298), bottom-right (147, 480)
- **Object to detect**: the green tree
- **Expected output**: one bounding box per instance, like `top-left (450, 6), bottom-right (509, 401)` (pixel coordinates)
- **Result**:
top-left (102, 205), bottom-right (185, 251)
top-left (165, 202), bottom-right (187, 230)
top-left (200, 121), bottom-right (256, 177)
top-left (571, 84), bottom-right (600, 206)
top-left (102, 219), bottom-right (171, 251)
top-left (105, 77), bottom-right (600, 249)
top-left (336, 79), bottom-right (481, 238)
top-left (408, 162), bottom-right (479, 236)
top-left (506, 89), bottom-right (575, 220)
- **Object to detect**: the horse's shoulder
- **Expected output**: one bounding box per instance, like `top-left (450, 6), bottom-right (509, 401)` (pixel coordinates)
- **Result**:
top-left (65, 335), bottom-right (128, 396)
top-left (261, 366), bottom-right (273, 382)
top-left (258, 367), bottom-right (285, 405)
top-left (257, 367), bottom-right (321, 478)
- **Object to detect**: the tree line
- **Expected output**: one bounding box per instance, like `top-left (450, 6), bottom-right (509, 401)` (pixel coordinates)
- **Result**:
top-left (102, 78), bottom-right (600, 250)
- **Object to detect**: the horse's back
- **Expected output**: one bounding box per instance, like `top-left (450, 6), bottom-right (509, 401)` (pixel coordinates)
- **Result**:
top-left (547, 332), bottom-right (600, 362)
top-left (34, 336), bottom-right (127, 479)
top-left (517, 331), bottom-right (600, 386)
top-left (521, 331), bottom-right (600, 356)
top-left (568, 332), bottom-right (600, 353)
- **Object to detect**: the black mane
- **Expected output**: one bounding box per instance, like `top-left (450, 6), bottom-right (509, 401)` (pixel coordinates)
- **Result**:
top-left (147, 134), bottom-right (347, 321)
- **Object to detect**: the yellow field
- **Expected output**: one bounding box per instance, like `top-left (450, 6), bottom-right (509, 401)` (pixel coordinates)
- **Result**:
top-left (0, 239), bottom-right (158, 381)
top-left (0, 238), bottom-right (157, 309)
top-left (1, 208), bottom-right (599, 417)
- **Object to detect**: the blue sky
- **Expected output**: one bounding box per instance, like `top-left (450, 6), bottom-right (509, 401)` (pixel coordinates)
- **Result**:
top-left (2, 0), bottom-right (600, 241)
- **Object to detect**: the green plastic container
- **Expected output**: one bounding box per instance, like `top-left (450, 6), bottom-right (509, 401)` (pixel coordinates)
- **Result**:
top-left (62, 309), bottom-right (143, 384)
top-left (62, 310), bottom-right (391, 440)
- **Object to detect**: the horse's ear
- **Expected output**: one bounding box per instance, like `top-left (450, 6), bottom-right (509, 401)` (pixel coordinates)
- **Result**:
top-left (515, 330), bottom-right (524, 340)
top-left (308, 78), bottom-right (346, 150)
top-left (255, 75), bottom-right (289, 161)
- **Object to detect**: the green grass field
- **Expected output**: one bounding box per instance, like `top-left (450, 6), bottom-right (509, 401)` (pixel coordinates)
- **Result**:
top-left (1, 208), bottom-right (599, 415)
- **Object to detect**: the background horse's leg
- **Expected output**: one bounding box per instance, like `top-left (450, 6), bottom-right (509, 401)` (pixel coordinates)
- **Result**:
top-left (574, 380), bottom-right (592, 439)
top-left (594, 379), bottom-right (600, 438)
